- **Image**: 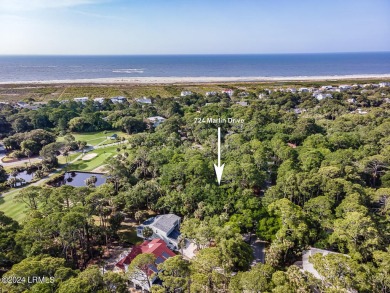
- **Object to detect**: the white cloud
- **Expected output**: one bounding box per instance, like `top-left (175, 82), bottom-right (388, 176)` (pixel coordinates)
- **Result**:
top-left (0, 0), bottom-right (102, 12)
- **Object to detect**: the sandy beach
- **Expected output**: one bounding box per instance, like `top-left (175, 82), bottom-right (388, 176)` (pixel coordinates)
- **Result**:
top-left (1, 74), bottom-right (390, 85)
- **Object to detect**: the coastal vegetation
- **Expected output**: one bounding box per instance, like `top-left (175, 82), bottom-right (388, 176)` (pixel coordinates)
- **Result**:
top-left (0, 80), bottom-right (389, 292)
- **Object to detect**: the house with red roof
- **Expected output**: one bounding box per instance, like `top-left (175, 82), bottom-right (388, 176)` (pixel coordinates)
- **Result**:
top-left (116, 239), bottom-right (175, 291)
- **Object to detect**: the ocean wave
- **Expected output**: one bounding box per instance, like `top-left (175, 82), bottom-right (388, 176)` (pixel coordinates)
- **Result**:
top-left (19, 65), bottom-right (58, 68)
top-left (112, 68), bottom-right (144, 74)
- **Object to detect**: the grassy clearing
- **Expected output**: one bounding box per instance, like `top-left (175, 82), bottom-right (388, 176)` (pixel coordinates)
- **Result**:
top-left (0, 189), bottom-right (27, 222)
top-left (118, 219), bottom-right (143, 245)
top-left (57, 130), bottom-right (128, 146)
top-left (66, 145), bottom-right (124, 171)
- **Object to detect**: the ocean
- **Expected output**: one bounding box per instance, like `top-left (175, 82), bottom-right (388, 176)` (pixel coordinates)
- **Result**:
top-left (0, 53), bottom-right (389, 82)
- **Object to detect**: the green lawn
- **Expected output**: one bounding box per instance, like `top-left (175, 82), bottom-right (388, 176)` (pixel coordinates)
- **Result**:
top-left (57, 131), bottom-right (129, 146)
top-left (0, 138), bottom-right (128, 223)
top-left (0, 189), bottom-right (27, 223)
top-left (66, 145), bottom-right (124, 171)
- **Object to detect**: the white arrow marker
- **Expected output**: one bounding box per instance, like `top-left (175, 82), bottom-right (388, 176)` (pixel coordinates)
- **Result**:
top-left (214, 127), bottom-right (225, 185)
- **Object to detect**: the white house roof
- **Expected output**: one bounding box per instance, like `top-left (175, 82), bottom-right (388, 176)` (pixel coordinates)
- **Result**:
top-left (147, 116), bottom-right (166, 121)
top-left (136, 98), bottom-right (152, 104)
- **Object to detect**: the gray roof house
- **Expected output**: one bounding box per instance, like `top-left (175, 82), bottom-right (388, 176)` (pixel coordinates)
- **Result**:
top-left (137, 214), bottom-right (181, 251)
top-left (136, 98), bottom-right (152, 104)
top-left (146, 116), bottom-right (166, 127)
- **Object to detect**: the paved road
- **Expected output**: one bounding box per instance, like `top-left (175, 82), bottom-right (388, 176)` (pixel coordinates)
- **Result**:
top-left (250, 235), bottom-right (266, 265)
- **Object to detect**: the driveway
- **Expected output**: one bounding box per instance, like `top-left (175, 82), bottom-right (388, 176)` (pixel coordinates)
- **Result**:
top-left (250, 235), bottom-right (266, 265)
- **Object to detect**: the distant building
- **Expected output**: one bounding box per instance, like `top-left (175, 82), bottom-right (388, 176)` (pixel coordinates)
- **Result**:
top-left (107, 133), bottom-right (118, 140)
top-left (236, 101), bottom-right (248, 106)
top-left (347, 98), bottom-right (356, 104)
top-left (116, 239), bottom-right (175, 292)
top-left (356, 108), bottom-right (368, 115)
top-left (379, 82), bottom-right (390, 87)
top-left (338, 85), bottom-right (352, 92)
top-left (206, 91), bottom-right (217, 96)
top-left (74, 97), bottom-right (89, 103)
top-left (16, 102), bottom-right (28, 108)
top-left (320, 85), bottom-right (333, 91)
top-left (15, 102), bottom-right (44, 110)
top-left (294, 108), bottom-right (306, 114)
top-left (146, 116), bottom-right (166, 127)
top-left (238, 91), bottom-right (249, 97)
top-left (180, 91), bottom-right (193, 97)
top-left (287, 88), bottom-right (297, 93)
top-left (110, 96), bottom-right (126, 103)
top-left (136, 98), bottom-right (152, 104)
top-left (298, 87), bottom-right (309, 93)
top-left (93, 97), bottom-right (105, 103)
top-left (314, 93), bottom-right (332, 101)
top-left (222, 89), bottom-right (234, 97)
top-left (137, 214), bottom-right (181, 251)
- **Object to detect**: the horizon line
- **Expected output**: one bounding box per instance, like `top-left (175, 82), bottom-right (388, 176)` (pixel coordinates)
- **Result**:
top-left (1, 51), bottom-right (390, 57)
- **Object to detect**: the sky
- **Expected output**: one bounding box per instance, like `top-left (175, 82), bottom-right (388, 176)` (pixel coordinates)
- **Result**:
top-left (0, 0), bottom-right (389, 55)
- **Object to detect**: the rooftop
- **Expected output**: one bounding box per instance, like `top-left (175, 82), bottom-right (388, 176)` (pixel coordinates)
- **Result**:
top-left (115, 239), bottom-right (175, 274)
top-left (152, 214), bottom-right (180, 233)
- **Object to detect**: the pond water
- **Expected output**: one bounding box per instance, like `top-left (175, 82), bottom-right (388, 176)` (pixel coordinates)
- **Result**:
top-left (12, 170), bottom-right (35, 186)
top-left (53, 172), bottom-right (106, 187)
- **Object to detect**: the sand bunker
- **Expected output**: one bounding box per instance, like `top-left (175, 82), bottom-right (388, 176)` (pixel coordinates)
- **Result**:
top-left (82, 153), bottom-right (98, 160)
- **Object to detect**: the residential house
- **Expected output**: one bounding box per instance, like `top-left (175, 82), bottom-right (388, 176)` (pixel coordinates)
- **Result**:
top-left (379, 82), bottom-right (390, 87)
top-left (206, 91), bottom-right (217, 96)
top-left (320, 85), bottom-right (333, 91)
top-left (146, 116), bottom-right (166, 128)
top-left (293, 108), bottom-right (306, 114)
top-left (356, 108), bottom-right (368, 115)
top-left (74, 97), bottom-right (89, 103)
top-left (116, 239), bottom-right (175, 292)
top-left (137, 214), bottom-right (181, 251)
top-left (93, 97), bottom-right (105, 103)
top-left (236, 101), bottom-right (248, 106)
top-left (222, 89), bottom-right (234, 97)
top-left (314, 93), bottom-right (332, 101)
top-left (136, 98), bottom-right (152, 104)
top-left (15, 102), bottom-right (44, 110)
top-left (347, 98), bottom-right (356, 104)
top-left (180, 91), bottom-right (193, 97)
top-left (298, 87), bottom-right (309, 93)
top-left (107, 133), bottom-right (118, 140)
top-left (110, 96), bottom-right (126, 103)
top-left (238, 91), bottom-right (249, 97)
top-left (16, 102), bottom-right (28, 108)
top-left (338, 85), bottom-right (352, 92)
top-left (287, 88), bottom-right (297, 93)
